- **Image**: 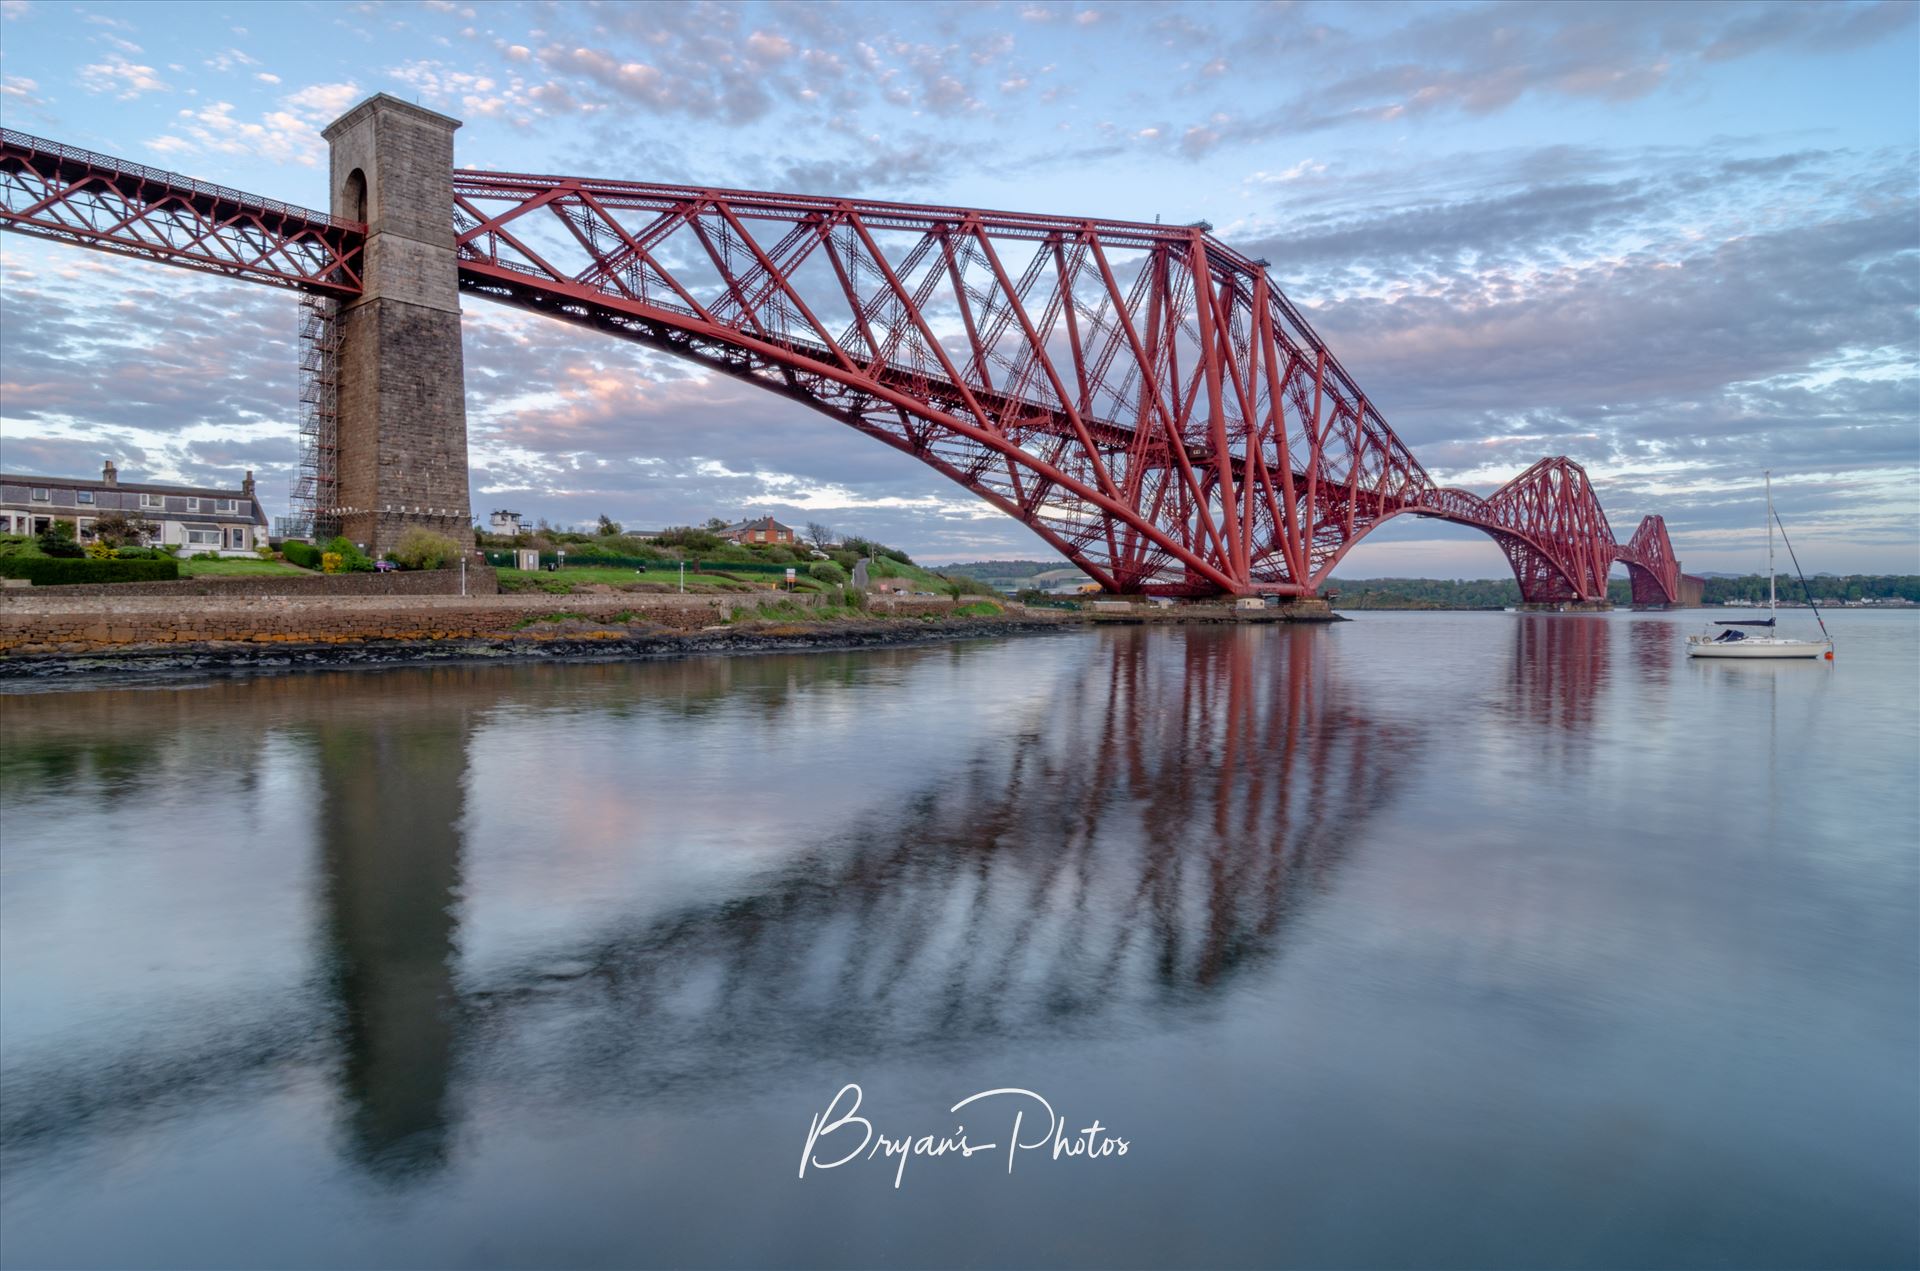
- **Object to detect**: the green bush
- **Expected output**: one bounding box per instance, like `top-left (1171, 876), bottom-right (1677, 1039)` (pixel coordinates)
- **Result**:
top-left (281, 540), bottom-right (322, 569)
top-left (0, 557), bottom-right (179, 585)
top-left (391, 527), bottom-right (464, 570)
top-left (653, 526), bottom-right (725, 553)
top-left (808, 560), bottom-right (848, 585)
top-left (88, 514), bottom-right (158, 549)
top-left (37, 520), bottom-right (84, 558)
top-left (0, 534), bottom-right (41, 559)
top-left (322, 536), bottom-right (374, 572)
top-left (565, 538), bottom-right (666, 563)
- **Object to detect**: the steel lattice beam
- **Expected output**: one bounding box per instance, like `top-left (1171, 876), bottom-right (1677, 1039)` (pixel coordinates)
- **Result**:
top-left (0, 127), bottom-right (1688, 600)
top-left (1616, 515), bottom-right (1681, 606)
top-left (0, 129), bottom-right (363, 296)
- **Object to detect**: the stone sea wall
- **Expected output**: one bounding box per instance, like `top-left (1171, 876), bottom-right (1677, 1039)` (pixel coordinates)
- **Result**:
top-left (1, 564), bottom-right (498, 599)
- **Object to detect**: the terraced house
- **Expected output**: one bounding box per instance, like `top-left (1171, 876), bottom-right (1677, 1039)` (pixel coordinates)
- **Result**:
top-left (0, 461), bottom-right (270, 556)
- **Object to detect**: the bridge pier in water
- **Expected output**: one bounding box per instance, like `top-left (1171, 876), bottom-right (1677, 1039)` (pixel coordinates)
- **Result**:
top-left (321, 95), bottom-right (471, 556)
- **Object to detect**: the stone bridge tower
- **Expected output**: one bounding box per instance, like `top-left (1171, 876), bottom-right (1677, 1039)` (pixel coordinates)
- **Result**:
top-left (321, 95), bottom-right (470, 555)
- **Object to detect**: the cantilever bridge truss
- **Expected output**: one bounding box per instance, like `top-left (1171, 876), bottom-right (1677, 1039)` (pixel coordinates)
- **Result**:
top-left (0, 126), bottom-right (1681, 603)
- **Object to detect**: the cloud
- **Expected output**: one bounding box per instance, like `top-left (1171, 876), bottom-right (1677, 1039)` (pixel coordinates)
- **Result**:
top-left (78, 54), bottom-right (168, 100)
top-left (1147, 2), bottom-right (1920, 160)
top-left (146, 80), bottom-right (359, 167)
top-left (0, 75), bottom-right (43, 107)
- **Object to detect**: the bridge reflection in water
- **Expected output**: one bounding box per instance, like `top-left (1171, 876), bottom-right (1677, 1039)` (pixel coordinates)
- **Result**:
top-left (0, 621), bottom-right (1612, 1186)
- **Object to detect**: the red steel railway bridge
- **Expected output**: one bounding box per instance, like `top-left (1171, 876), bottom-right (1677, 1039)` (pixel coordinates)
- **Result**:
top-left (0, 95), bottom-right (1690, 604)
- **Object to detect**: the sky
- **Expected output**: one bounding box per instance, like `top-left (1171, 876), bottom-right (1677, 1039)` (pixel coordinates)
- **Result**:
top-left (0, 0), bottom-right (1915, 576)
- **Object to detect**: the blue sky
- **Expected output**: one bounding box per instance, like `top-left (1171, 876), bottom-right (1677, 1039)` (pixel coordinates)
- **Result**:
top-left (1, 0), bottom-right (1915, 574)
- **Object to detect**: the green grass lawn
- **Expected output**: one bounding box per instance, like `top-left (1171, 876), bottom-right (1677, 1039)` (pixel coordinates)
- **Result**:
top-left (178, 557), bottom-right (313, 578)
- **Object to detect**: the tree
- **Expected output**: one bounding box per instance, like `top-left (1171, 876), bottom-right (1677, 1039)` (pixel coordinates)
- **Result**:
top-left (37, 519), bottom-right (83, 558)
top-left (597, 514), bottom-right (622, 537)
top-left (805, 521), bottom-right (837, 550)
top-left (705, 516), bottom-right (729, 531)
top-left (88, 513), bottom-right (157, 548)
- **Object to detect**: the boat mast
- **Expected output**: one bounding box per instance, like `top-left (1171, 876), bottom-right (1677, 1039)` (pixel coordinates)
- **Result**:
top-left (1766, 469), bottom-right (1777, 623)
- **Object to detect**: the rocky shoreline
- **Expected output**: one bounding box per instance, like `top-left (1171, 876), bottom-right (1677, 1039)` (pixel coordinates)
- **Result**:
top-left (0, 614), bottom-right (1076, 686)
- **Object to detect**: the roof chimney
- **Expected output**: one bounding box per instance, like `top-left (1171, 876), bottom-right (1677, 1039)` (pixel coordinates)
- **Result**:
top-left (242, 469), bottom-right (255, 496)
top-left (102, 459), bottom-right (118, 486)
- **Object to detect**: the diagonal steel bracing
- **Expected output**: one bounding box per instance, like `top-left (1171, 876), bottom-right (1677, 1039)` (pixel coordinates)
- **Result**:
top-left (0, 128), bottom-right (1682, 603)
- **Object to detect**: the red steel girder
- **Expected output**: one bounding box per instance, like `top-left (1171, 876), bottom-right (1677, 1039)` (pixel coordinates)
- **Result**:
top-left (450, 168), bottom-right (1434, 595)
top-left (0, 128), bottom-right (1686, 601)
top-left (0, 129), bottom-right (363, 296)
top-left (1615, 514), bottom-right (1680, 606)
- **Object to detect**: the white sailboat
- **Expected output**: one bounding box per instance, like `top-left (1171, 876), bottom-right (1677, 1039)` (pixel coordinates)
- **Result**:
top-left (1687, 472), bottom-right (1833, 660)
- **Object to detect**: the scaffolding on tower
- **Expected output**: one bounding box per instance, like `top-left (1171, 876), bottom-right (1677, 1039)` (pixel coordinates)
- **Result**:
top-left (285, 294), bottom-right (340, 541)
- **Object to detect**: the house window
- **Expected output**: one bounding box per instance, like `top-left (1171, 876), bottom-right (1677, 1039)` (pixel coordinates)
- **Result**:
top-left (76, 519), bottom-right (92, 538)
top-left (30, 488), bottom-right (48, 502)
top-left (141, 494), bottom-right (164, 509)
top-left (227, 527), bottom-right (246, 549)
top-left (186, 498), bottom-right (201, 511)
top-left (217, 499), bottom-right (236, 512)
top-left (76, 490), bottom-right (94, 504)
top-left (185, 524), bottom-right (221, 546)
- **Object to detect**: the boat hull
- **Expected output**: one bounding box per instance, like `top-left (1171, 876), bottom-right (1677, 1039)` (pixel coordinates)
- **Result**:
top-left (1685, 637), bottom-right (1830, 660)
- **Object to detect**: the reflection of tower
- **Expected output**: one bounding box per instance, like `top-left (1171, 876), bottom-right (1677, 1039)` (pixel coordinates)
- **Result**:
top-left (314, 685), bottom-right (469, 1180)
top-left (1628, 617), bottom-right (1673, 688)
top-left (1508, 614), bottom-right (1611, 733)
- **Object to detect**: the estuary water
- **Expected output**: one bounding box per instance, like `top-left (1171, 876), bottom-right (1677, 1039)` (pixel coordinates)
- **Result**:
top-left (1, 611), bottom-right (1915, 1270)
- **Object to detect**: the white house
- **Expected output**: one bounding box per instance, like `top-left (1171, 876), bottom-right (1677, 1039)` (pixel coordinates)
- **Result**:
top-left (0, 462), bottom-right (269, 556)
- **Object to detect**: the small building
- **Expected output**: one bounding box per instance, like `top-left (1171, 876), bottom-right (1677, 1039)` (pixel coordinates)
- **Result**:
top-left (489, 508), bottom-right (526, 535)
top-left (720, 515), bottom-right (796, 546)
top-left (0, 462), bottom-right (268, 556)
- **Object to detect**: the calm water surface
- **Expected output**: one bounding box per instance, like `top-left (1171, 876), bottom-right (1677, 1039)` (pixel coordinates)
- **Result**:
top-left (2, 612), bottom-right (1915, 1270)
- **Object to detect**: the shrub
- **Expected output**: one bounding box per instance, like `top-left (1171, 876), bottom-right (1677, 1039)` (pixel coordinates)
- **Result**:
top-left (391, 527), bottom-right (464, 570)
top-left (839, 585), bottom-right (866, 610)
top-left (842, 536), bottom-right (913, 566)
top-left (0, 534), bottom-right (38, 559)
top-left (192, 550), bottom-right (222, 561)
top-left (808, 560), bottom-right (848, 585)
top-left (942, 573), bottom-right (999, 597)
top-left (84, 539), bottom-right (113, 560)
top-left (89, 514), bottom-right (157, 549)
top-left (321, 551), bottom-right (345, 575)
top-left (37, 521), bottom-right (83, 558)
top-left (255, 543), bottom-right (276, 560)
top-left (653, 526), bottom-right (725, 553)
top-left (281, 540), bottom-right (322, 569)
top-left (0, 557), bottom-right (179, 585)
top-left (322, 536), bottom-right (374, 572)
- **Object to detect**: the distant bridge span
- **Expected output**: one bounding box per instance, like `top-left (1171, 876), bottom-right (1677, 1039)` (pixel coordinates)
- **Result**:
top-left (0, 100), bottom-right (1684, 603)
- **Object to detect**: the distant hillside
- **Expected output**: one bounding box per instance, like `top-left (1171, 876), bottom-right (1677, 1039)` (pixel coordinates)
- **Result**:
top-left (1322, 574), bottom-right (1920, 609)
